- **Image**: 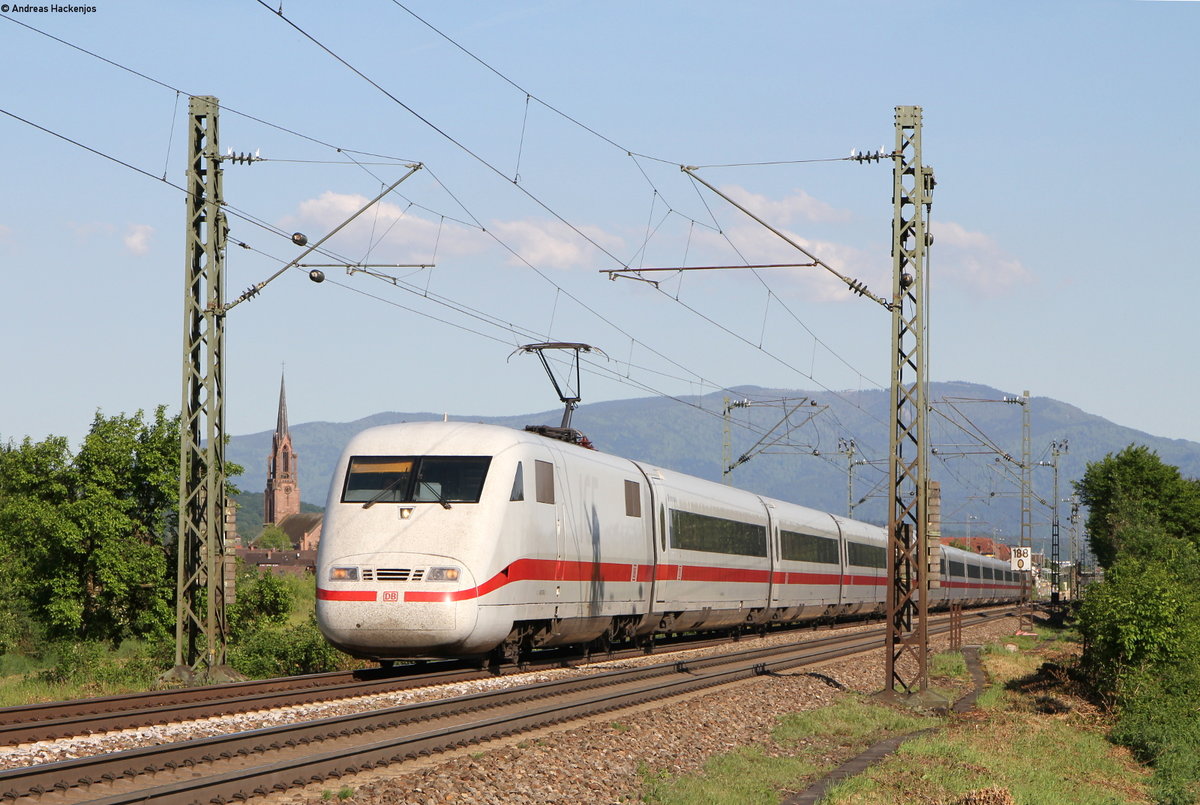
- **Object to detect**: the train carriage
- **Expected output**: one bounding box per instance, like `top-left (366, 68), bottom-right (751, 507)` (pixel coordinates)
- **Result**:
top-left (316, 421), bottom-right (1019, 662)
top-left (649, 466), bottom-right (773, 633)
top-left (768, 508), bottom-right (843, 623)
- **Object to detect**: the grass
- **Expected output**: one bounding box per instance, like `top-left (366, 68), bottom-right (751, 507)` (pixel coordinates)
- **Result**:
top-left (640, 623), bottom-right (1155, 805)
top-left (823, 710), bottom-right (1151, 804)
top-left (818, 625), bottom-right (1153, 805)
top-left (641, 696), bottom-right (942, 805)
top-left (929, 650), bottom-right (968, 680)
top-left (0, 639), bottom-right (167, 707)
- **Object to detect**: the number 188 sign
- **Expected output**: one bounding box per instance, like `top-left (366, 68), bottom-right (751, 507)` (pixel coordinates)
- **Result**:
top-left (1011, 546), bottom-right (1032, 572)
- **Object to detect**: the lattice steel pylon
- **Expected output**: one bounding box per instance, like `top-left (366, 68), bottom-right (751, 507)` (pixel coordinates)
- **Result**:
top-left (1020, 390), bottom-right (1033, 629)
top-left (1049, 439), bottom-right (1067, 604)
top-left (164, 95), bottom-right (238, 684)
top-left (884, 105), bottom-right (936, 695)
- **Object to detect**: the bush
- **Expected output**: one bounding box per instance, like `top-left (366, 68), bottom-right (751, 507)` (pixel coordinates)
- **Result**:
top-left (1077, 555), bottom-right (1200, 699)
top-left (1077, 551), bottom-right (1200, 804)
top-left (35, 639), bottom-right (162, 690)
top-left (227, 615), bottom-right (348, 678)
top-left (1111, 665), bottom-right (1200, 805)
top-left (229, 567), bottom-right (294, 640)
top-left (0, 603), bottom-right (45, 658)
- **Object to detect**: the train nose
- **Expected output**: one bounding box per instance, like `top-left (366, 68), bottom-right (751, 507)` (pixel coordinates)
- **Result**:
top-left (316, 553), bottom-right (479, 657)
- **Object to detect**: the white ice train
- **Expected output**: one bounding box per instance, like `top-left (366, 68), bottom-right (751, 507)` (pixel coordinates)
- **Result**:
top-left (315, 421), bottom-right (1020, 662)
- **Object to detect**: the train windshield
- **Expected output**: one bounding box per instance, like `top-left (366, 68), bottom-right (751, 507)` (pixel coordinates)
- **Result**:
top-left (342, 456), bottom-right (492, 505)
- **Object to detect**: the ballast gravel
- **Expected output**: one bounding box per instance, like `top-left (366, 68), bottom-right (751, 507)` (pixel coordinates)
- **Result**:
top-left (267, 616), bottom-right (1017, 805)
top-left (0, 615), bottom-right (1018, 804)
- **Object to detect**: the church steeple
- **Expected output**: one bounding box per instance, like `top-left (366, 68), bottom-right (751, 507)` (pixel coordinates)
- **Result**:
top-left (275, 373), bottom-right (289, 443)
top-left (264, 372), bottom-right (300, 526)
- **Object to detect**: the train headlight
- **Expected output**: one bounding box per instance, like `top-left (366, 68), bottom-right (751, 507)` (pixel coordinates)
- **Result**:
top-left (329, 566), bottom-right (359, 582)
top-left (426, 566), bottom-right (461, 582)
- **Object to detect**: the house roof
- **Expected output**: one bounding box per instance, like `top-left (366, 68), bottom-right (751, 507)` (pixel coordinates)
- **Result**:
top-left (278, 512), bottom-right (323, 545)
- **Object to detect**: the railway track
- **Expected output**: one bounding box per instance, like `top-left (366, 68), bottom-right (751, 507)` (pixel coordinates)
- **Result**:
top-left (0, 608), bottom-right (1012, 804)
top-left (0, 662), bottom-right (481, 745)
top-left (0, 611), bottom-right (938, 745)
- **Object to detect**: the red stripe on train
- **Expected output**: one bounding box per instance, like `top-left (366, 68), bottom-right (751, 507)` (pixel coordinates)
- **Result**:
top-left (317, 588), bottom-right (377, 602)
top-left (378, 559), bottom-right (1016, 604)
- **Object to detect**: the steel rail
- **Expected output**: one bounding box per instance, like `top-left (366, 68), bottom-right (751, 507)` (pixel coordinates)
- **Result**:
top-left (1, 609), bottom-right (1012, 804)
top-left (0, 663), bottom-right (482, 744)
top-left (0, 628), bottom-right (787, 744)
top-left (0, 613), bottom-right (938, 744)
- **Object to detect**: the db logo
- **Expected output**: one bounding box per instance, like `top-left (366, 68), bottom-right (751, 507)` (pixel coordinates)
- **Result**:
top-left (382, 591), bottom-right (399, 602)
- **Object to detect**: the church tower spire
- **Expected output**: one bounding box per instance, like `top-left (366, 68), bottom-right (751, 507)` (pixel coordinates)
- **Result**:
top-left (264, 372), bottom-right (300, 525)
top-left (276, 372), bottom-right (289, 439)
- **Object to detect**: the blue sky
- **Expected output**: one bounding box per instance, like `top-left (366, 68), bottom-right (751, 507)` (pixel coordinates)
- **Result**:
top-left (1, 0), bottom-right (1197, 451)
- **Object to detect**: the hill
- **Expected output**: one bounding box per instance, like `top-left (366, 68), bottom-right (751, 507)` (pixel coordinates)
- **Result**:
top-left (225, 381), bottom-right (1200, 556)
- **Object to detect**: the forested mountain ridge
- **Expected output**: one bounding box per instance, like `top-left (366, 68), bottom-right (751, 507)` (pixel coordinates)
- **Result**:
top-left (225, 381), bottom-right (1200, 553)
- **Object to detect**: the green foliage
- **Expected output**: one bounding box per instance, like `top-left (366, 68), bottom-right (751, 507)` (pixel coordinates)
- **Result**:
top-left (1075, 444), bottom-right (1200, 569)
top-left (0, 408), bottom-right (179, 646)
top-left (1078, 554), bottom-right (1200, 698)
top-left (229, 566), bottom-right (294, 639)
top-left (227, 615), bottom-right (346, 678)
top-left (1074, 446), bottom-right (1200, 804)
top-left (35, 639), bottom-right (163, 691)
top-left (227, 567), bottom-right (347, 678)
top-left (1112, 664), bottom-right (1200, 805)
top-left (254, 524), bottom-right (293, 550)
top-left (1081, 555), bottom-right (1200, 804)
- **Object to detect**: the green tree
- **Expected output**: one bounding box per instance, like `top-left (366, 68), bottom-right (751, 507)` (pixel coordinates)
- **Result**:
top-left (229, 566), bottom-right (294, 640)
top-left (1078, 551), bottom-right (1200, 697)
top-left (1074, 444), bottom-right (1200, 568)
top-left (0, 408), bottom-right (180, 644)
top-left (254, 524), bottom-right (293, 550)
top-left (1074, 448), bottom-right (1200, 804)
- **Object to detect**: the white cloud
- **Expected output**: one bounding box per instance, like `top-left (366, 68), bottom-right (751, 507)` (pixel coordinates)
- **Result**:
top-left (688, 220), bottom-right (888, 304)
top-left (283, 191), bottom-right (485, 263)
top-left (674, 188), bottom-right (1031, 303)
top-left (489, 218), bottom-right (624, 270)
top-left (283, 191), bottom-right (624, 272)
top-left (721, 185), bottom-right (853, 225)
top-left (932, 220), bottom-right (1032, 295)
top-left (123, 224), bottom-right (154, 256)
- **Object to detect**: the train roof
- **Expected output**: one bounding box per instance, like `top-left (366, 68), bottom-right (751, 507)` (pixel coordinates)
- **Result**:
top-left (338, 421), bottom-right (1012, 569)
top-left (341, 420), bottom-right (564, 453)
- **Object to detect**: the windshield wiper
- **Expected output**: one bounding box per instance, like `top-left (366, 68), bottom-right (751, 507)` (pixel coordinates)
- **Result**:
top-left (420, 479), bottom-right (452, 509)
top-left (362, 475), bottom-right (408, 509)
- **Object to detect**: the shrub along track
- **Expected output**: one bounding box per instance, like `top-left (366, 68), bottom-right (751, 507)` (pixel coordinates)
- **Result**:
top-left (0, 609), bottom-right (1012, 805)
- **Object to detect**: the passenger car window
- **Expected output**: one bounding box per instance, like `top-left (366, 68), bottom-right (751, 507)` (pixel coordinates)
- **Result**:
top-left (624, 480), bottom-right (641, 517)
top-left (510, 462), bottom-right (525, 501)
top-left (535, 460), bottom-right (555, 504)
